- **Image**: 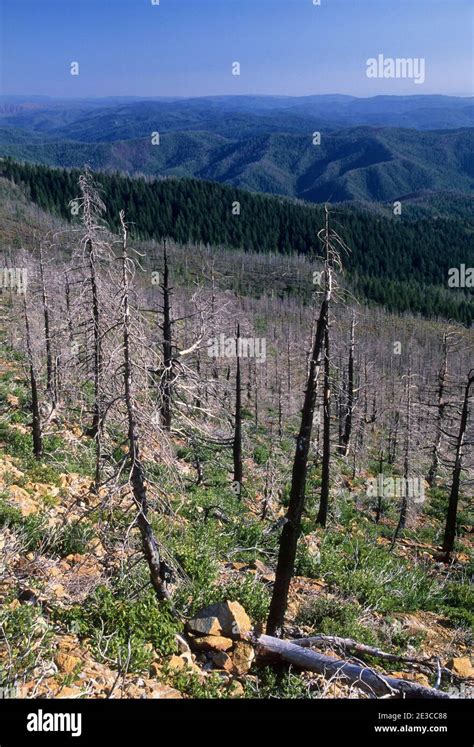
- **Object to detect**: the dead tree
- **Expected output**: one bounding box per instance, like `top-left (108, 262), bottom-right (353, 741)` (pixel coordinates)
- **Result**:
top-left (316, 326), bottom-right (331, 527)
top-left (159, 240), bottom-right (173, 431)
top-left (77, 172), bottom-right (105, 444)
top-left (392, 371), bottom-right (412, 547)
top-left (38, 242), bottom-right (55, 404)
top-left (253, 634), bottom-right (449, 699)
top-left (441, 369), bottom-right (473, 560)
top-left (73, 171), bottom-right (111, 495)
top-left (266, 284), bottom-right (328, 634)
top-left (339, 311), bottom-right (355, 456)
top-left (64, 270), bottom-right (75, 348)
top-left (233, 324), bottom-right (243, 492)
top-left (267, 207), bottom-right (347, 636)
top-left (119, 212), bottom-right (171, 602)
top-left (23, 295), bottom-right (43, 460)
top-left (375, 449), bottom-right (385, 523)
top-left (427, 330), bottom-right (449, 487)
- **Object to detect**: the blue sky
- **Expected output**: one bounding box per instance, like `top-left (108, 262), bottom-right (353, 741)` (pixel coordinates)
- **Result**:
top-left (1, 0), bottom-right (472, 98)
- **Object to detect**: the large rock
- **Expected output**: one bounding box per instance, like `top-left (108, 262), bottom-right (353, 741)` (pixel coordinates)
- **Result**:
top-left (447, 657), bottom-right (474, 678)
top-left (187, 610), bottom-right (222, 636)
top-left (187, 601), bottom-right (252, 639)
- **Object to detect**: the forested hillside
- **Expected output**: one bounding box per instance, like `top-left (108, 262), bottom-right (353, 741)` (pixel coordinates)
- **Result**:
top-left (1, 125), bottom-right (473, 204)
top-left (2, 158), bottom-right (472, 324)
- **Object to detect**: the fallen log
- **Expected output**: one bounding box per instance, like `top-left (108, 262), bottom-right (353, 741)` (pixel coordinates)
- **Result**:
top-left (289, 635), bottom-right (454, 678)
top-left (253, 634), bottom-right (450, 699)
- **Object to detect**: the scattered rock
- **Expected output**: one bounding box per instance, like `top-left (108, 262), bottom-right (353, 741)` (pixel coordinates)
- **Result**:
top-left (447, 657), bottom-right (474, 678)
top-left (66, 553), bottom-right (85, 565)
top-left (191, 635), bottom-right (234, 653)
top-left (51, 583), bottom-right (67, 598)
top-left (122, 684), bottom-right (146, 699)
top-left (174, 634), bottom-right (192, 655)
top-left (231, 641), bottom-right (255, 675)
top-left (55, 652), bottom-right (81, 675)
top-left (227, 680), bottom-right (245, 698)
top-left (187, 612), bottom-right (222, 637)
top-left (32, 483), bottom-right (60, 498)
top-left (230, 562), bottom-right (247, 571)
top-left (7, 485), bottom-right (38, 516)
top-left (210, 651), bottom-right (233, 671)
top-left (390, 671), bottom-right (430, 687)
top-left (167, 654), bottom-right (186, 672)
top-left (188, 601), bottom-right (252, 639)
top-left (166, 653), bottom-right (201, 676)
top-left (56, 685), bottom-right (83, 698)
top-left (149, 662), bottom-right (162, 678)
top-left (148, 684), bottom-right (183, 699)
top-left (253, 559), bottom-right (275, 583)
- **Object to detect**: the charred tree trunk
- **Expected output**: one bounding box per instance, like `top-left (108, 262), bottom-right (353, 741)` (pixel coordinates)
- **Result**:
top-left (267, 272), bottom-right (330, 636)
top-left (84, 235), bottom-right (103, 492)
top-left (375, 449), bottom-right (384, 524)
top-left (160, 240), bottom-right (173, 431)
top-left (233, 324), bottom-right (243, 492)
top-left (266, 205), bottom-right (347, 637)
top-left (39, 243), bottom-right (55, 403)
top-left (427, 332), bottom-right (448, 487)
top-left (388, 409), bottom-right (399, 465)
top-left (340, 311), bottom-right (355, 456)
top-left (85, 236), bottom-right (102, 444)
top-left (65, 271), bottom-right (74, 348)
top-left (316, 326), bottom-right (331, 527)
top-left (23, 296), bottom-right (43, 460)
top-left (278, 378), bottom-right (283, 439)
top-left (441, 370), bottom-right (473, 560)
top-left (392, 373), bottom-right (411, 547)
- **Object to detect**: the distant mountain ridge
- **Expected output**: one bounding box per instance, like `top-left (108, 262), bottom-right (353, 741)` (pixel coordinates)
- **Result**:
top-left (1, 94), bottom-right (473, 132)
top-left (0, 94), bottom-right (473, 204)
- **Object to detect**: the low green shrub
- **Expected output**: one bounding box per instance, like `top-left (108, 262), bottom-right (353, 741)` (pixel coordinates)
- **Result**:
top-left (55, 586), bottom-right (180, 672)
top-left (296, 596), bottom-right (378, 645)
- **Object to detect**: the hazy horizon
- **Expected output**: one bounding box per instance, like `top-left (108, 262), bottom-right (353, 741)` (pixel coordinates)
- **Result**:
top-left (1, 0), bottom-right (472, 99)
top-left (2, 92), bottom-right (473, 102)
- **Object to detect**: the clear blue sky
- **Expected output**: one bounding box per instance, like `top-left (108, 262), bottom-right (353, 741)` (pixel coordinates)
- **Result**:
top-left (0, 0), bottom-right (472, 98)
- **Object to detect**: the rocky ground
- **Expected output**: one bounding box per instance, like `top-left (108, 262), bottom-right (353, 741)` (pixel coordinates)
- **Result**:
top-left (0, 355), bottom-right (473, 700)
